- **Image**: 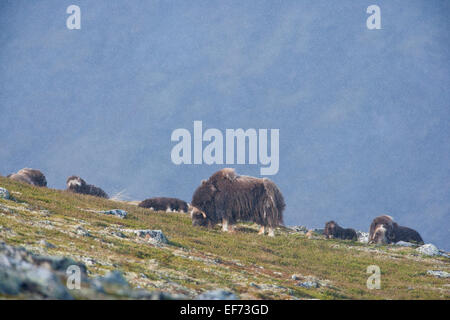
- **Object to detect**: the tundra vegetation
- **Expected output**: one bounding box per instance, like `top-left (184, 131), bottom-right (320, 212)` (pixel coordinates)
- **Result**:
top-left (0, 176), bottom-right (448, 300)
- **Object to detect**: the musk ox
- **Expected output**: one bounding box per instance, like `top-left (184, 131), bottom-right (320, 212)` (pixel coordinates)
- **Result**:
top-left (138, 197), bottom-right (189, 213)
top-left (368, 215), bottom-right (424, 244)
top-left (190, 168), bottom-right (285, 236)
top-left (7, 168), bottom-right (47, 187)
top-left (66, 176), bottom-right (109, 199)
top-left (324, 221), bottom-right (357, 240)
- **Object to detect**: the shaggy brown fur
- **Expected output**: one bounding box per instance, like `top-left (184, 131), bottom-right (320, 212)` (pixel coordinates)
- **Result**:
top-left (7, 168), bottom-right (47, 187)
top-left (369, 215), bottom-right (423, 244)
top-left (190, 168), bottom-right (285, 235)
top-left (138, 197), bottom-right (188, 213)
top-left (324, 221), bottom-right (357, 240)
top-left (66, 176), bottom-right (108, 199)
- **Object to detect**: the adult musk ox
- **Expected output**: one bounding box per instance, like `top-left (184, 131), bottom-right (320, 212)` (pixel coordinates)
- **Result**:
top-left (7, 168), bottom-right (47, 187)
top-left (138, 197), bottom-right (189, 213)
top-left (66, 176), bottom-right (109, 199)
top-left (368, 215), bottom-right (424, 244)
top-left (190, 168), bottom-right (285, 236)
top-left (324, 221), bottom-right (357, 240)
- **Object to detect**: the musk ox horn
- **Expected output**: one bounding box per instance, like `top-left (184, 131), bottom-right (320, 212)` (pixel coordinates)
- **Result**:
top-left (189, 205), bottom-right (207, 218)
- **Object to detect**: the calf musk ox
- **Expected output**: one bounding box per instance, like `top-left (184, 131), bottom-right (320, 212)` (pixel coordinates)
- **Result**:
top-left (190, 168), bottom-right (285, 236)
top-left (7, 168), bottom-right (47, 187)
top-left (138, 197), bottom-right (189, 213)
top-left (324, 221), bottom-right (357, 240)
top-left (368, 215), bottom-right (423, 244)
top-left (66, 176), bottom-right (109, 199)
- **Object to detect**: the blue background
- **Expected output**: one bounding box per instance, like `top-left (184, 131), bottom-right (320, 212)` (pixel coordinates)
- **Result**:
top-left (0, 1), bottom-right (449, 250)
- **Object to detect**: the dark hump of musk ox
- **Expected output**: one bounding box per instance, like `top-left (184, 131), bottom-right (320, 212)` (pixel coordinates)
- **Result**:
top-left (138, 197), bottom-right (189, 213)
top-left (66, 176), bottom-right (109, 199)
top-left (369, 215), bottom-right (423, 244)
top-left (8, 168), bottom-right (47, 187)
top-left (191, 168), bottom-right (285, 228)
top-left (324, 221), bottom-right (357, 240)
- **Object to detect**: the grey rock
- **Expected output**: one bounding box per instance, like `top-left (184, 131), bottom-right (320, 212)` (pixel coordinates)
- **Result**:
top-left (395, 241), bottom-right (415, 247)
top-left (132, 229), bottom-right (169, 245)
top-left (297, 281), bottom-right (320, 289)
top-left (416, 243), bottom-right (446, 257)
top-left (101, 209), bottom-right (128, 219)
top-left (0, 242), bottom-right (73, 299)
top-left (427, 270), bottom-right (450, 278)
top-left (32, 255), bottom-right (87, 274)
top-left (0, 242), bottom-right (182, 300)
top-left (101, 271), bottom-right (129, 286)
top-left (0, 187), bottom-right (10, 200)
top-left (76, 226), bottom-right (91, 237)
top-left (81, 257), bottom-right (96, 266)
top-left (289, 225), bottom-right (308, 233)
top-left (196, 289), bottom-right (238, 300)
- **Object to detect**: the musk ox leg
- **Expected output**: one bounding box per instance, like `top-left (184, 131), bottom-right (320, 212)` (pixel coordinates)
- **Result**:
top-left (268, 227), bottom-right (275, 237)
top-left (222, 218), bottom-right (235, 233)
top-left (222, 218), bottom-right (229, 232)
top-left (258, 226), bottom-right (265, 235)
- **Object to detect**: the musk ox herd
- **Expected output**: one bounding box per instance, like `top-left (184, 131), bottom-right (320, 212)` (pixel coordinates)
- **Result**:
top-left (1, 167), bottom-right (424, 244)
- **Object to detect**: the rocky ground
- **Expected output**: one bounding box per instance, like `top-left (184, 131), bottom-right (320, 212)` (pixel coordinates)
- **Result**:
top-left (0, 179), bottom-right (449, 300)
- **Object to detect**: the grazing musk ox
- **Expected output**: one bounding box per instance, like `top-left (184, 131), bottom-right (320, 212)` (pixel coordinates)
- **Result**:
top-left (190, 168), bottom-right (285, 236)
top-left (323, 221), bottom-right (357, 240)
top-left (66, 176), bottom-right (109, 199)
top-left (138, 197), bottom-right (189, 213)
top-left (368, 215), bottom-right (423, 244)
top-left (7, 168), bottom-right (47, 187)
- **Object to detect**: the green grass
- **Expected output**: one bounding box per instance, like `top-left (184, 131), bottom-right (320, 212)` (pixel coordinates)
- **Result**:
top-left (0, 176), bottom-right (449, 299)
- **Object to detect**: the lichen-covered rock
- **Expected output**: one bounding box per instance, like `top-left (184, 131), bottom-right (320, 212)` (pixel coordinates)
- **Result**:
top-left (196, 289), bottom-right (238, 300)
top-left (0, 242), bottom-right (74, 299)
top-left (76, 226), bottom-right (91, 237)
top-left (92, 270), bottom-right (130, 294)
top-left (101, 209), bottom-right (128, 219)
top-left (297, 281), bottom-right (320, 289)
top-left (0, 187), bottom-right (10, 200)
top-left (417, 244), bottom-right (440, 256)
top-left (0, 242), bottom-right (184, 300)
top-left (126, 229), bottom-right (169, 245)
top-left (427, 270), bottom-right (450, 278)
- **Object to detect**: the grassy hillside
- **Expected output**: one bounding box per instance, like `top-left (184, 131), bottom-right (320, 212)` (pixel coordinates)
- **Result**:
top-left (0, 176), bottom-right (448, 300)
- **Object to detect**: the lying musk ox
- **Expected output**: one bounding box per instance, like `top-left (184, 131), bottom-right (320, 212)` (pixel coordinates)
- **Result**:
top-left (190, 168), bottom-right (285, 236)
top-left (324, 221), bottom-right (357, 240)
top-left (138, 197), bottom-right (189, 213)
top-left (7, 168), bottom-right (47, 187)
top-left (66, 176), bottom-right (109, 199)
top-left (368, 215), bottom-right (423, 244)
